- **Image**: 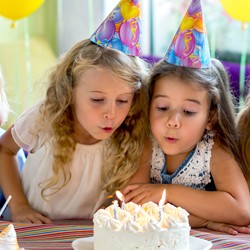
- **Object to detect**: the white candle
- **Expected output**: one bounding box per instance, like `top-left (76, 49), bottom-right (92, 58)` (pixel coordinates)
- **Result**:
top-left (116, 190), bottom-right (125, 209)
top-left (113, 200), bottom-right (118, 219)
top-left (0, 195), bottom-right (12, 217)
top-left (158, 189), bottom-right (166, 222)
top-left (133, 205), bottom-right (141, 222)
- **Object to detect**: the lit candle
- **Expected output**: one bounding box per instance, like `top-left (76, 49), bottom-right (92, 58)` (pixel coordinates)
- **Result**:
top-left (158, 189), bottom-right (166, 222)
top-left (133, 205), bottom-right (141, 222)
top-left (0, 195), bottom-right (12, 217)
top-left (116, 190), bottom-right (125, 210)
top-left (113, 200), bottom-right (118, 219)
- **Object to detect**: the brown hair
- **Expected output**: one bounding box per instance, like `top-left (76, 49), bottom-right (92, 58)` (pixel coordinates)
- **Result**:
top-left (148, 58), bottom-right (242, 168)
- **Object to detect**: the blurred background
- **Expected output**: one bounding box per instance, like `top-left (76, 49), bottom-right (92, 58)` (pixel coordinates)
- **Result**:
top-left (0, 0), bottom-right (249, 128)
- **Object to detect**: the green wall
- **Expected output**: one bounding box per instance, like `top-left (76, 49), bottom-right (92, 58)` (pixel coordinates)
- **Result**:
top-left (0, 0), bottom-right (57, 128)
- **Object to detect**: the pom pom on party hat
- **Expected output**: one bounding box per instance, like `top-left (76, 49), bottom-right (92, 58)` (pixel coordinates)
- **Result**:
top-left (90, 0), bottom-right (142, 57)
top-left (164, 0), bottom-right (211, 68)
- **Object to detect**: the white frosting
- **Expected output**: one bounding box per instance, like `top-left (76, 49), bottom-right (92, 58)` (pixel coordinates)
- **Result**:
top-left (0, 224), bottom-right (24, 250)
top-left (94, 201), bottom-right (190, 250)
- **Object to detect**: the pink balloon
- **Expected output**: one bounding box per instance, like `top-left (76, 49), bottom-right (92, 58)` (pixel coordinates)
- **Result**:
top-left (175, 30), bottom-right (196, 59)
top-left (119, 19), bottom-right (140, 48)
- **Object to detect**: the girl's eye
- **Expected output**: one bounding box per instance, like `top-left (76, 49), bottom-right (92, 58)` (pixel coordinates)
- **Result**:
top-left (184, 110), bottom-right (196, 116)
top-left (91, 98), bottom-right (104, 102)
top-left (117, 99), bottom-right (128, 104)
top-left (156, 106), bottom-right (169, 111)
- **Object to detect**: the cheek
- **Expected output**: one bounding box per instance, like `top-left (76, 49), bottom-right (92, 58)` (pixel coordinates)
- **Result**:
top-left (117, 106), bottom-right (131, 123)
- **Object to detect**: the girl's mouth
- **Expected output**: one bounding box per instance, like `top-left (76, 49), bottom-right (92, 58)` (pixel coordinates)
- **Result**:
top-left (103, 127), bottom-right (113, 133)
top-left (165, 137), bottom-right (178, 143)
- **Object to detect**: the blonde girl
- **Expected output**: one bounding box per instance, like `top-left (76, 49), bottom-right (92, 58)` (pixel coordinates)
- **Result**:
top-left (0, 39), bottom-right (151, 223)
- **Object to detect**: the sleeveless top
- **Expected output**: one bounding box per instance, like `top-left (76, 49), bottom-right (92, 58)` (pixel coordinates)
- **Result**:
top-left (150, 131), bottom-right (216, 190)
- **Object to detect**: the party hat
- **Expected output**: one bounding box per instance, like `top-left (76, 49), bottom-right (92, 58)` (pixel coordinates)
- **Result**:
top-left (164, 0), bottom-right (211, 68)
top-left (90, 0), bottom-right (142, 57)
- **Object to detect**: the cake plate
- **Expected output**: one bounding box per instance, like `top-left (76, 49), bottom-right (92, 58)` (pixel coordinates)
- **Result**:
top-left (72, 236), bottom-right (213, 250)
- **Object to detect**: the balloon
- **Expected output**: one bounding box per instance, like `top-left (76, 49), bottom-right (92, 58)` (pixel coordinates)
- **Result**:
top-left (95, 20), bottom-right (116, 43)
top-left (175, 30), bottom-right (196, 59)
top-left (219, 0), bottom-right (250, 23)
top-left (179, 15), bottom-right (195, 32)
top-left (119, 19), bottom-right (140, 48)
top-left (193, 15), bottom-right (204, 33)
top-left (165, 48), bottom-right (178, 65)
top-left (109, 38), bottom-right (124, 51)
top-left (192, 29), bottom-right (204, 46)
top-left (0, 0), bottom-right (45, 21)
top-left (120, 2), bottom-right (140, 20)
top-left (131, 0), bottom-right (140, 4)
top-left (187, 0), bottom-right (201, 15)
top-left (110, 7), bottom-right (124, 24)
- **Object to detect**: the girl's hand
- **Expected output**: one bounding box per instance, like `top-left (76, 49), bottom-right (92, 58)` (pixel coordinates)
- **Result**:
top-left (123, 183), bottom-right (167, 205)
top-left (11, 205), bottom-right (52, 224)
top-left (206, 221), bottom-right (250, 235)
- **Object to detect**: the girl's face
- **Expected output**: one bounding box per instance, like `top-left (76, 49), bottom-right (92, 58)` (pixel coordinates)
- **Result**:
top-left (150, 75), bottom-right (211, 160)
top-left (73, 68), bottom-right (134, 144)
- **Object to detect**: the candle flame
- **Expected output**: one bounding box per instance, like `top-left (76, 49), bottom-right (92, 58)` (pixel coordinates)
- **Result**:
top-left (115, 190), bottom-right (124, 202)
top-left (159, 189), bottom-right (166, 207)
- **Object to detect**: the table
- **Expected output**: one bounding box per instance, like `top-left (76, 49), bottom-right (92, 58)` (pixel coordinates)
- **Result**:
top-left (1, 220), bottom-right (250, 249)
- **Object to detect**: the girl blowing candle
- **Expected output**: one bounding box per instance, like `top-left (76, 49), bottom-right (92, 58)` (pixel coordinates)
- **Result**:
top-left (0, 0), bottom-right (151, 223)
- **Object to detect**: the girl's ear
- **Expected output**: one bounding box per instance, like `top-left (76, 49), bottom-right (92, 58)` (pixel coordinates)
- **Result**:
top-left (206, 109), bottom-right (217, 131)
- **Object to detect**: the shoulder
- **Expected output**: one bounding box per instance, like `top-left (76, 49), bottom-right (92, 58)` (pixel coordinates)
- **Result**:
top-left (211, 140), bottom-right (235, 164)
top-left (14, 100), bottom-right (44, 127)
top-left (12, 100), bottom-right (46, 152)
top-left (210, 139), bottom-right (240, 175)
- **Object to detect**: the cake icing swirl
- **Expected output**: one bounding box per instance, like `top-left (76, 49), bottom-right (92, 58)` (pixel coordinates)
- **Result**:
top-left (94, 201), bottom-right (189, 232)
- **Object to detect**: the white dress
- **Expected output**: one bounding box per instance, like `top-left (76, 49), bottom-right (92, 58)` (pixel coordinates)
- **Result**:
top-left (11, 102), bottom-right (108, 219)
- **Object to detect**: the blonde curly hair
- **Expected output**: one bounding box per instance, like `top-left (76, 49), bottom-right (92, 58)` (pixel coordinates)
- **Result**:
top-left (37, 39), bottom-right (150, 198)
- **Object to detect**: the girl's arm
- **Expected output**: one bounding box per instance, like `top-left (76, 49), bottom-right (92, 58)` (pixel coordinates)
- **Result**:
top-left (0, 126), bottom-right (51, 223)
top-left (124, 142), bottom-right (250, 225)
top-left (190, 214), bottom-right (250, 235)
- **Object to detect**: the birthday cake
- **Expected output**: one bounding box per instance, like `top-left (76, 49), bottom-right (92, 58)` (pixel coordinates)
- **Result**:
top-left (93, 201), bottom-right (190, 250)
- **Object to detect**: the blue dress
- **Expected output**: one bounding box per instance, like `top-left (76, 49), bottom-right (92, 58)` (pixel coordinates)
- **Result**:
top-left (150, 131), bottom-right (216, 191)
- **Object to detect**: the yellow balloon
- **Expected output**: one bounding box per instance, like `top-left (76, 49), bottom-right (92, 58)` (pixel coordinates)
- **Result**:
top-left (121, 2), bottom-right (140, 20)
top-left (0, 0), bottom-right (45, 21)
top-left (219, 0), bottom-right (250, 23)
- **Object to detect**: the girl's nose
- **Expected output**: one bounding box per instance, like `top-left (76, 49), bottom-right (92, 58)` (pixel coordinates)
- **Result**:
top-left (166, 112), bottom-right (180, 128)
top-left (103, 103), bottom-right (115, 119)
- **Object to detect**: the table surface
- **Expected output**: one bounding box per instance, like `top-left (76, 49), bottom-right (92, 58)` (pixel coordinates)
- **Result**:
top-left (0, 220), bottom-right (250, 249)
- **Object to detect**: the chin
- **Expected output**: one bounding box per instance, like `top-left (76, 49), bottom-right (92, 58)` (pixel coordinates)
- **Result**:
top-left (96, 133), bottom-right (113, 140)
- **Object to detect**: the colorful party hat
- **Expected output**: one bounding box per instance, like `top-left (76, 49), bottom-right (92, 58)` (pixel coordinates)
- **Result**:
top-left (164, 0), bottom-right (211, 68)
top-left (90, 0), bottom-right (142, 57)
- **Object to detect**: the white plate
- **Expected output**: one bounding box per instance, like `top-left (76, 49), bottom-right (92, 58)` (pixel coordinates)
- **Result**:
top-left (190, 236), bottom-right (212, 250)
top-left (72, 236), bottom-right (212, 250)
